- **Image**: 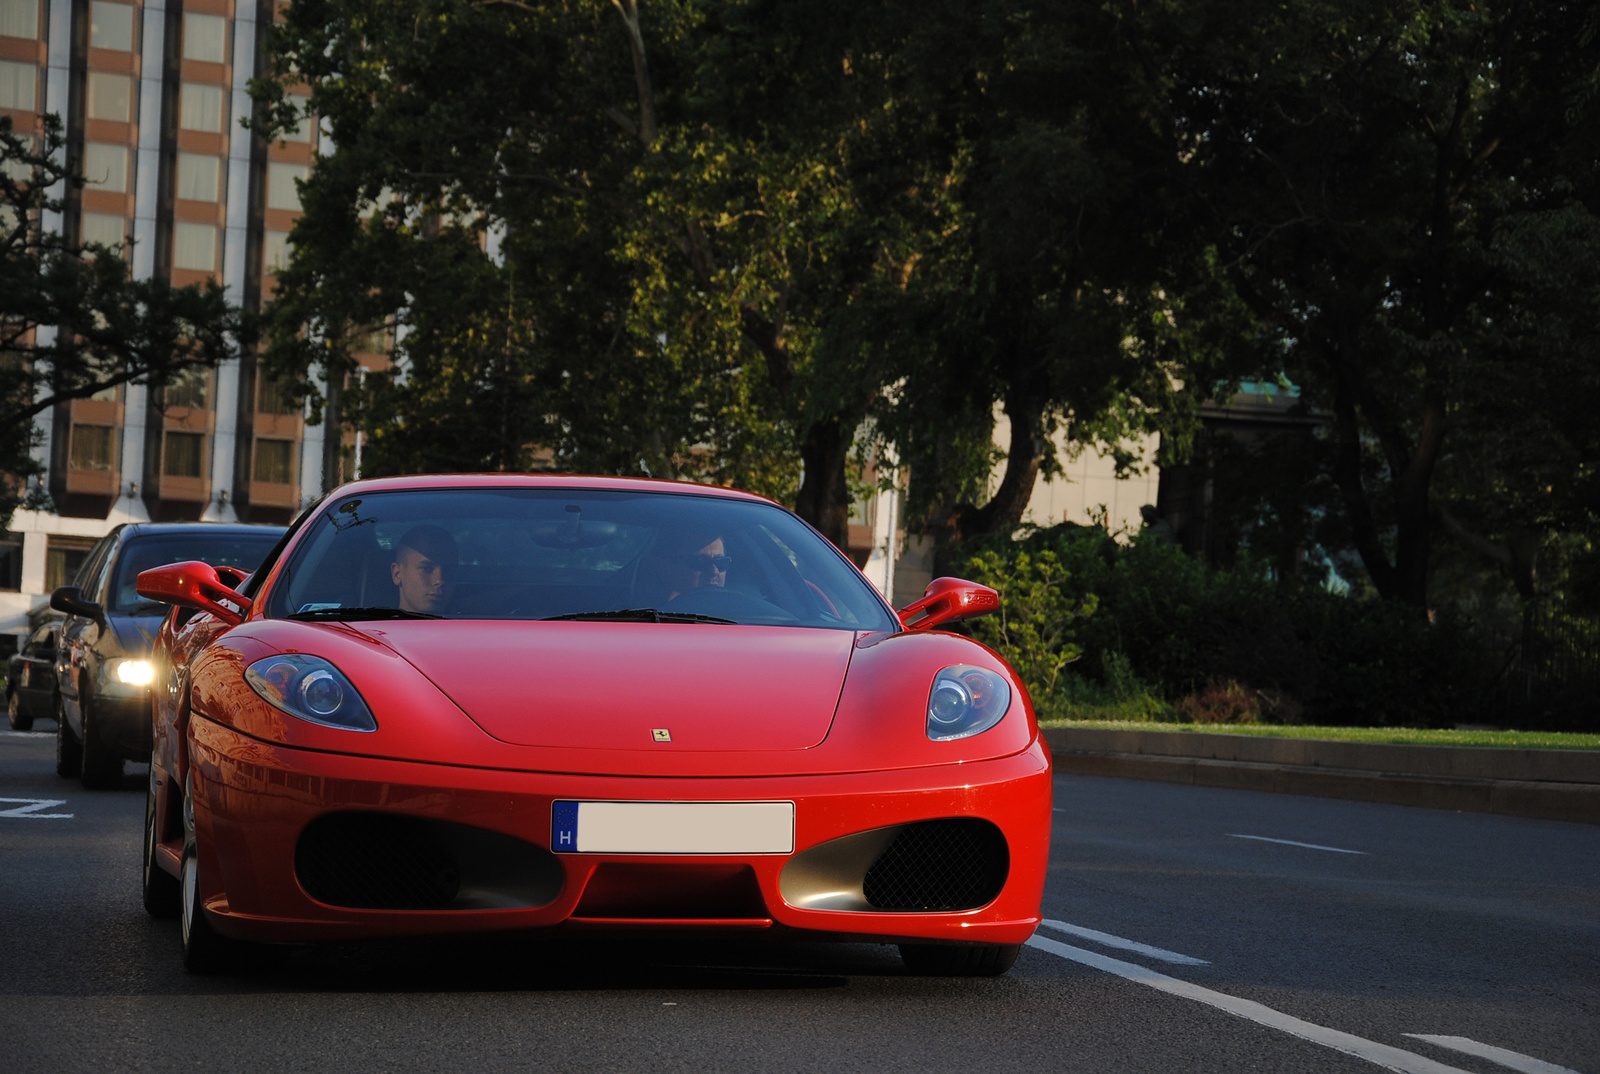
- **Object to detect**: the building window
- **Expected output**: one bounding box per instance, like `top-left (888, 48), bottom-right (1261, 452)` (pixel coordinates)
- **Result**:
top-left (0, 60), bottom-right (36, 111)
top-left (173, 222), bottom-right (216, 272)
top-left (165, 366), bottom-right (209, 409)
top-left (45, 536), bottom-right (96, 593)
top-left (84, 142), bottom-right (128, 191)
top-left (262, 230), bottom-right (291, 273)
top-left (80, 212), bottom-right (126, 250)
top-left (257, 375), bottom-right (298, 415)
top-left (86, 72), bottom-right (131, 122)
top-left (180, 83), bottom-right (223, 132)
top-left (281, 106), bottom-right (313, 142)
top-left (267, 163), bottom-right (307, 211)
top-left (177, 152), bottom-right (220, 201)
top-left (0, 0), bottom-right (39, 40)
top-left (163, 432), bottom-right (206, 477)
top-left (69, 424), bottom-right (115, 470)
top-left (253, 438), bottom-right (295, 484)
top-left (0, 531), bottom-right (21, 591)
top-left (88, 1), bottom-right (133, 51)
top-left (183, 12), bottom-right (226, 63)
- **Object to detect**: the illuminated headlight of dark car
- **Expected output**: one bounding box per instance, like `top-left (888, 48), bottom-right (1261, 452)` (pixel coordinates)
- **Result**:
top-left (245, 654), bottom-right (377, 732)
top-left (103, 657), bottom-right (155, 695)
top-left (926, 665), bottom-right (1012, 741)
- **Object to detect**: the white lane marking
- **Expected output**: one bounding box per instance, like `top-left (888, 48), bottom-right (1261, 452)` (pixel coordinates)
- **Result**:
top-left (1026, 935), bottom-right (1472, 1074)
top-left (0, 797), bottom-right (74, 819)
top-left (1229, 833), bottom-right (1367, 855)
top-left (1041, 919), bottom-right (1210, 965)
top-left (1, 731), bottom-right (53, 738)
top-left (1404, 1035), bottom-right (1582, 1074)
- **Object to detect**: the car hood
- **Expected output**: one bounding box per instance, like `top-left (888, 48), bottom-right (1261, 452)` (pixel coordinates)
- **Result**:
top-left (355, 620), bottom-right (857, 752)
top-left (107, 612), bottom-right (161, 655)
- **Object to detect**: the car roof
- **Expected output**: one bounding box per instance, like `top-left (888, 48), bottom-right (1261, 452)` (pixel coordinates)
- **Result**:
top-left (322, 473), bottom-right (780, 507)
top-left (117, 522), bottom-right (287, 539)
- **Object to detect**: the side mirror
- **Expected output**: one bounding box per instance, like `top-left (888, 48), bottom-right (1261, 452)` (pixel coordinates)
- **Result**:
top-left (213, 566), bottom-right (248, 589)
top-left (897, 576), bottom-right (1000, 632)
top-left (50, 585), bottom-right (103, 621)
top-left (136, 561), bottom-right (252, 627)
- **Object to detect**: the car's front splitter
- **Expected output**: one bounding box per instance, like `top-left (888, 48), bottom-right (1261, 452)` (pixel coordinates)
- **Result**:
top-left (183, 715), bottom-right (1052, 947)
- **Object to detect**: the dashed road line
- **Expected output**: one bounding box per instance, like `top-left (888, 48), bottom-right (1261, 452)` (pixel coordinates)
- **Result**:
top-left (1026, 934), bottom-right (1471, 1074)
top-left (1404, 1035), bottom-right (1582, 1074)
top-left (1040, 919), bottom-right (1209, 965)
top-left (1228, 833), bottom-right (1367, 855)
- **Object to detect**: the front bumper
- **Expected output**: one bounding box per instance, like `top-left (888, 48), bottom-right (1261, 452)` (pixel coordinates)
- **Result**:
top-left (185, 715), bottom-right (1052, 946)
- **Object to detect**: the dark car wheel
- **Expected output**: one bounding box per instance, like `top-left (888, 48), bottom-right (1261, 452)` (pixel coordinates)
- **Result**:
top-left (180, 775), bottom-right (240, 973)
top-left (78, 695), bottom-right (124, 790)
top-left (899, 942), bottom-right (1021, 977)
top-left (7, 689), bottom-right (33, 732)
top-left (54, 693), bottom-right (81, 779)
top-left (142, 764), bottom-right (180, 918)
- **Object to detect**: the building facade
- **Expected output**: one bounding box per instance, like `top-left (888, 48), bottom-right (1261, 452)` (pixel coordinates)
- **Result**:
top-left (1, 0), bottom-right (325, 645)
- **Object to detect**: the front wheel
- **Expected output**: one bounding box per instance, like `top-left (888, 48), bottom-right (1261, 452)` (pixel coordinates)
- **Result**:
top-left (79, 695), bottom-right (124, 790)
top-left (7, 689), bottom-right (33, 732)
top-left (54, 694), bottom-right (81, 779)
top-left (899, 942), bottom-right (1021, 977)
top-left (142, 764), bottom-right (180, 918)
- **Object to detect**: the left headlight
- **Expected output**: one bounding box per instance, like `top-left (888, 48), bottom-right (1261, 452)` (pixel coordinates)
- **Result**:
top-left (244, 654), bottom-right (377, 732)
top-left (109, 658), bottom-right (154, 687)
top-left (925, 664), bottom-right (1012, 741)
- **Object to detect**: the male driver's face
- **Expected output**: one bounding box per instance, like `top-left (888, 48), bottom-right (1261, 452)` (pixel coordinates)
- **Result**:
top-left (391, 546), bottom-right (453, 613)
top-left (687, 537), bottom-right (726, 589)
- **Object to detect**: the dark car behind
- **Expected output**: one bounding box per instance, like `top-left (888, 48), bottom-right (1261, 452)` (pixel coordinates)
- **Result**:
top-left (6, 619), bottom-right (61, 731)
top-left (50, 522), bottom-right (285, 788)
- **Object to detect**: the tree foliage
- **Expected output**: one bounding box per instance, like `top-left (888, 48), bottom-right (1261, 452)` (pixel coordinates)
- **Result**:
top-left (1, 115), bottom-right (254, 527)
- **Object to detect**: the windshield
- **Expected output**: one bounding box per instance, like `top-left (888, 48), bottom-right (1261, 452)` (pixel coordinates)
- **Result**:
top-left (262, 487), bottom-right (898, 631)
top-left (110, 531), bottom-right (285, 614)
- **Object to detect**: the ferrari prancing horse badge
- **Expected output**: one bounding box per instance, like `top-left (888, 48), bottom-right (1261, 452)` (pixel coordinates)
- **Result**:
top-left (652, 728), bottom-right (672, 742)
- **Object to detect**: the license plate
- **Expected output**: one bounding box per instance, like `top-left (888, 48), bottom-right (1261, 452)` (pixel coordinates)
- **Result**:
top-left (550, 800), bottom-right (795, 855)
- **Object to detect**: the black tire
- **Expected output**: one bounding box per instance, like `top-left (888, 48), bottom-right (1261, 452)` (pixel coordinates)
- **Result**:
top-left (7, 688), bottom-right (33, 732)
top-left (54, 693), bottom-right (81, 779)
top-left (79, 693), bottom-right (124, 790)
top-left (899, 942), bottom-right (1021, 977)
top-left (179, 773), bottom-right (236, 973)
top-left (142, 764), bottom-right (180, 918)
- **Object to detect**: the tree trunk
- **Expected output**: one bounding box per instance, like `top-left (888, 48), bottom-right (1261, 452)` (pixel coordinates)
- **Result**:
top-left (793, 417), bottom-right (852, 551)
top-left (953, 385), bottom-right (1047, 540)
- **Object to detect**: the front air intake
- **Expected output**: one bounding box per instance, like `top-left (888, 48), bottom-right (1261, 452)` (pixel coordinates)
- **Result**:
top-left (295, 812), bottom-right (564, 911)
top-left (861, 819), bottom-right (1008, 912)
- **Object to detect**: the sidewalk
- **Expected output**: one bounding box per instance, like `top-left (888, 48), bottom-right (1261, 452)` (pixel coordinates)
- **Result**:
top-left (1042, 726), bottom-right (1600, 825)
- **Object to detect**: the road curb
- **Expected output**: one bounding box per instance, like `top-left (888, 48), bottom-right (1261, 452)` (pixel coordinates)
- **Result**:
top-left (1042, 727), bottom-right (1600, 825)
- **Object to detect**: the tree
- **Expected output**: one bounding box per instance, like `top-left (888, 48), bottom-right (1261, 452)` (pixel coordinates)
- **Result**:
top-left (1181, 0), bottom-right (1600, 607)
top-left (1, 115), bottom-right (254, 528)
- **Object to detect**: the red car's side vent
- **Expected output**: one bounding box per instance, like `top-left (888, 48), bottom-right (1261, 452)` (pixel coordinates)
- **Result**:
top-left (294, 813), bottom-right (564, 911)
top-left (861, 819), bottom-right (1009, 912)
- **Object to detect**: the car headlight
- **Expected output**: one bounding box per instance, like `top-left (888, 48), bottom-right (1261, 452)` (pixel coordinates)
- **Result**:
top-left (244, 654), bottom-right (377, 732)
top-left (925, 665), bottom-right (1012, 741)
top-left (110, 658), bottom-right (154, 687)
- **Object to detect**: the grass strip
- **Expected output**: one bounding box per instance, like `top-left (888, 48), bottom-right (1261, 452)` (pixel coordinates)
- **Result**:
top-left (1038, 720), bottom-right (1600, 751)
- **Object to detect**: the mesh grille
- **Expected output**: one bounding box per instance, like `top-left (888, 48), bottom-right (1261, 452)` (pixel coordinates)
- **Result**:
top-left (862, 819), bottom-right (1008, 911)
top-left (295, 813), bottom-right (461, 910)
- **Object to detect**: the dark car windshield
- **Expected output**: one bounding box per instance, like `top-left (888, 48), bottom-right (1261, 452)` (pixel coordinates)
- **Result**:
top-left (262, 488), bottom-right (898, 631)
top-left (110, 531), bottom-right (285, 614)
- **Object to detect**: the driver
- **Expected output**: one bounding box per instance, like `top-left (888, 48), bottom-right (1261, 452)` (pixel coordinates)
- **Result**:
top-left (390, 525), bottom-right (458, 614)
top-left (666, 532), bottom-right (730, 601)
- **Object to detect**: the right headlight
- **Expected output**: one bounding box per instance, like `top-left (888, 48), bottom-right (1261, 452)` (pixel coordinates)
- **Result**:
top-left (244, 654), bottom-right (377, 732)
top-left (925, 664), bottom-right (1012, 741)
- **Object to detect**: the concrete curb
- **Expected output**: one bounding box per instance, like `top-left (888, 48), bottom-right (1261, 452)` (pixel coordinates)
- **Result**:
top-left (1042, 727), bottom-right (1600, 825)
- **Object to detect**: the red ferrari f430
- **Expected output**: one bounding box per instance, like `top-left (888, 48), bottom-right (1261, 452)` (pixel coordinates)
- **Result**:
top-left (138, 476), bottom-right (1052, 974)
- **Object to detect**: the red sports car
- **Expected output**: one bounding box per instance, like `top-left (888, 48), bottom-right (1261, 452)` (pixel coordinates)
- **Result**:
top-left (137, 475), bottom-right (1051, 974)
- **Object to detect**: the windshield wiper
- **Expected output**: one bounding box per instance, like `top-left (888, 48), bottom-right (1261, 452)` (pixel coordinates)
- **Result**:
top-left (286, 606), bottom-right (444, 622)
top-left (541, 608), bottom-right (736, 625)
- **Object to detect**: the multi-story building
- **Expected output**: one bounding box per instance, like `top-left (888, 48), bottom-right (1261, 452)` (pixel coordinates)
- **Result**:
top-left (0, 0), bottom-right (331, 647)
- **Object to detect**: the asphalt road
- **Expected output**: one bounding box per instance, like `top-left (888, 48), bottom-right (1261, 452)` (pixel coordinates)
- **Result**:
top-left (3, 724), bottom-right (1596, 1074)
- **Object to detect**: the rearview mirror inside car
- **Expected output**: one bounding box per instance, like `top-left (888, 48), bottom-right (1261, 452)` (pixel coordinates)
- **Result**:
top-left (897, 577), bottom-right (1000, 632)
top-left (50, 585), bottom-right (103, 621)
top-left (136, 561), bottom-right (252, 627)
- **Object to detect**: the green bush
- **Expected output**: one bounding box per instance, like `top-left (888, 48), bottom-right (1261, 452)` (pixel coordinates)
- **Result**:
top-left (946, 524), bottom-right (1489, 728)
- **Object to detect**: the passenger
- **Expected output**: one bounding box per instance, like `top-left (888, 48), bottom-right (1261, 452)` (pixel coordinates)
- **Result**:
top-left (390, 525), bottom-right (458, 614)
